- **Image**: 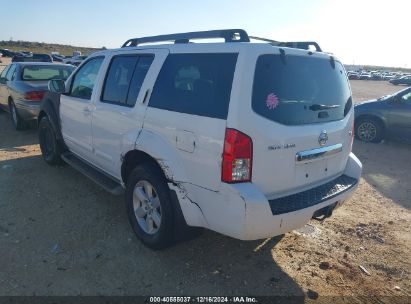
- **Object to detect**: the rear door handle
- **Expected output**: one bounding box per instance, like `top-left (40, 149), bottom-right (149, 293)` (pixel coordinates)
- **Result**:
top-left (142, 88), bottom-right (150, 104)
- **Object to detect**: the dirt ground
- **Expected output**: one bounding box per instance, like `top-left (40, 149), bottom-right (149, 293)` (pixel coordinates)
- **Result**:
top-left (0, 80), bottom-right (410, 302)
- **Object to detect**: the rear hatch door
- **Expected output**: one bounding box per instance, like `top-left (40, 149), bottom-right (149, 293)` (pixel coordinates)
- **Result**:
top-left (230, 50), bottom-right (354, 198)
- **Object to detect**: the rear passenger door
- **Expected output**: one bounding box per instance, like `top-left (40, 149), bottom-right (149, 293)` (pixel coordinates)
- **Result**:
top-left (91, 49), bottom-right (168, 179)
top-left (144, 52), bottom-right (238, 191)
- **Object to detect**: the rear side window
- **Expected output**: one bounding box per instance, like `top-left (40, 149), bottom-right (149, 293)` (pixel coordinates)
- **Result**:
top-left (101, 55), bottom-right (154, 107)
top-left (252, 54), bottom-right (352, 125)
top-left (5, 64), bottom-right (16, 81)
top-left (149, 53), bottom-right (238, 119)
top-left (0, 65), bottom-right (10, 78)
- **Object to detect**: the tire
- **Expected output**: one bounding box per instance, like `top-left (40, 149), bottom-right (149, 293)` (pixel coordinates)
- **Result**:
top-left (125, 162), bottom-right (202, 249)
top-left (355, 118), bottom-right (384, 143)
top-left (125, 163), bottom-right (176, 250)
top-left (38, 116), bottom-right (63, 165)
top-left (9, 101), bottom-right (27, 130)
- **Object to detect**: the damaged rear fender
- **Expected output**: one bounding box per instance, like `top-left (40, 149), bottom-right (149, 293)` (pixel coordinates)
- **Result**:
top-left (134, 129), bottom-right (207, 227)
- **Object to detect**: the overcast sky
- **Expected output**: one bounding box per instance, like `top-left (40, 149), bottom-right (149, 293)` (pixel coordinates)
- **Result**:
top-left (1, 0), bottom-right (409, 67)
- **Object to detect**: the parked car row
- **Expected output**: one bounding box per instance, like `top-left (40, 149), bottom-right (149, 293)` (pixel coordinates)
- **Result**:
top-left (12, 53), bottom-right (53, 63)
top-left (62, 55), bottom-right (88, 66)
top-left (347, 70), bottom-right (411, 85)
top-left (1, 48), bottom-right (89, 66)
top-left (389, 75), bottom-right (411, 86)
top-left (0, 49), bottom-right (33, 58)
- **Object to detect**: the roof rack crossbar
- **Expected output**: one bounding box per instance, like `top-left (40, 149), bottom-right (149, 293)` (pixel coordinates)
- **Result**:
top-left (280, 41), bottom-right (322, 52)
top-left (248, 35), bottom-right (280, 44)
top-left (122, 29), bottom-right (250, 47)
top-left (249, 36), bottom-right (322, 52)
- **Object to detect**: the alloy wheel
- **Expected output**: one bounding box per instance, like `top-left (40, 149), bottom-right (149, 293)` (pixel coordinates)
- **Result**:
top-left (133, 180), bottom-right (162, 234)
top-left (358, 121), bottom-right (377, 142)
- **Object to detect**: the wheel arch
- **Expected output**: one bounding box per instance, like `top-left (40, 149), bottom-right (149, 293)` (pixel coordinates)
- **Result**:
top-left (121, 149), bottom-right (166, 184)
top-left (123, 129), bottom-right (188, 184)
top-left (121, 130), bottom-right (206, 228)
top-left (355, 113), bottom-right (386, 131)
top-left (38, 97), bottom-right (63, 142)
top-left (355, 114), bottom-right (386, 142)
top-left (121, 148), bottom-right (206, 229)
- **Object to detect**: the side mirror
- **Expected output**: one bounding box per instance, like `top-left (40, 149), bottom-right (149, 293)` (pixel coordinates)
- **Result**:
top-left (48, 79), bottom-right (66, 94)
top-left (0, 77), bottom-right (6, 84)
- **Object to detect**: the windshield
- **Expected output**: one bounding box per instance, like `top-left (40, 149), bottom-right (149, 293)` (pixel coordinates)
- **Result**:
top-left (252, 54), bottom-right (352, 125)
top-left (22, 65), bottom-right (74, 81)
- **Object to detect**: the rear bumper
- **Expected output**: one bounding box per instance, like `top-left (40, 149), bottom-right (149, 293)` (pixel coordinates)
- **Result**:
top-left (180, 153), bottom-right (362, 240)
top-left (14, 99), bottom-right (40, 121)
top-left (268, 174), bottom-right (357, 215)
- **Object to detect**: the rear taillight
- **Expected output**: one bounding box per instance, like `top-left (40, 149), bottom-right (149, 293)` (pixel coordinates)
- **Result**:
top-left (221, 128), bottom-right (253, 183)
top-left (24, 91), bottom-right (45, 101)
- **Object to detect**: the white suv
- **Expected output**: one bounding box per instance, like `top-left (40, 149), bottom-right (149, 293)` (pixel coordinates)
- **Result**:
top-left (38, 29), bottom-right (362, 249)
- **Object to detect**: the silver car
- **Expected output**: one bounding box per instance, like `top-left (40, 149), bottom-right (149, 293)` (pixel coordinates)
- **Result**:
top-left (0, 62), bottom-right (74, 130)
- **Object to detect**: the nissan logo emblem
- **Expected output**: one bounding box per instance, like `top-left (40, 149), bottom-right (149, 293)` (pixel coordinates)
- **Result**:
top-left (318, 130), bottom-right (328, 146)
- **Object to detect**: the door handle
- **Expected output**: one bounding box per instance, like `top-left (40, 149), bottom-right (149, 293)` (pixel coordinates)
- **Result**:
top-left (142, 88), bottom-right (150, 104)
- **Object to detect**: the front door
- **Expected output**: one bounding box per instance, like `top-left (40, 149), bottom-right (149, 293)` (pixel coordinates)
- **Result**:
top-left (60, 57), bottom-right (104, 161)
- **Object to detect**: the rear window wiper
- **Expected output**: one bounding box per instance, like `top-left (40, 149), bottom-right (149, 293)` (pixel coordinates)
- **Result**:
top-left (309, 104), bottom-right (340, 111)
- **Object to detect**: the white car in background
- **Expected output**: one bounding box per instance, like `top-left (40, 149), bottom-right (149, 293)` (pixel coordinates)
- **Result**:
top-left (63, 55), bottom-right (87, 66)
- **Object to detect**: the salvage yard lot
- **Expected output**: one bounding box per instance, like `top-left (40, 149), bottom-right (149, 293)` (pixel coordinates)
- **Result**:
top-left (0, 80), bottom-right (410, 300)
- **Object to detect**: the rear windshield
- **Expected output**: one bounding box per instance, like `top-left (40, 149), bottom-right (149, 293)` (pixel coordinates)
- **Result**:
top-left (22, 65), bottom-right (74, 81)
top-left (252, 54), bottom-right (352, 125)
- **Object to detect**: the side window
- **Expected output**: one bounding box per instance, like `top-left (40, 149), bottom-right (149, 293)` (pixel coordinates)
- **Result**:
top-left (0, 65), bottom-right (10, 79)
top-left (101, 55), bottom-right (153, 107)
top-left (149, 53), bottom-right (238, 119)
top-left (400, 91), bottom-right (411, 105)
top-left (126, 56), bottom-right (154, 106)
top-left (5, 64), bottom-right (16, 81)
top-left (70, 57), bottom-right (104, 100)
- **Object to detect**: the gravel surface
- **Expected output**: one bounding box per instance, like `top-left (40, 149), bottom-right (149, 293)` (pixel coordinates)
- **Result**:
top-left (0, 80), bottom-right (410, 301)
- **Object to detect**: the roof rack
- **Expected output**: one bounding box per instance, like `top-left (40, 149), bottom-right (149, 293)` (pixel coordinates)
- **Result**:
top-left (249, 35), bottom-right (322, 52)
top-left (281, 41), bottom-right (322, 52)
top-left (122, 29), bottom-right (250, 47)
top-left (121, 29), bottom-right (322, 52)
